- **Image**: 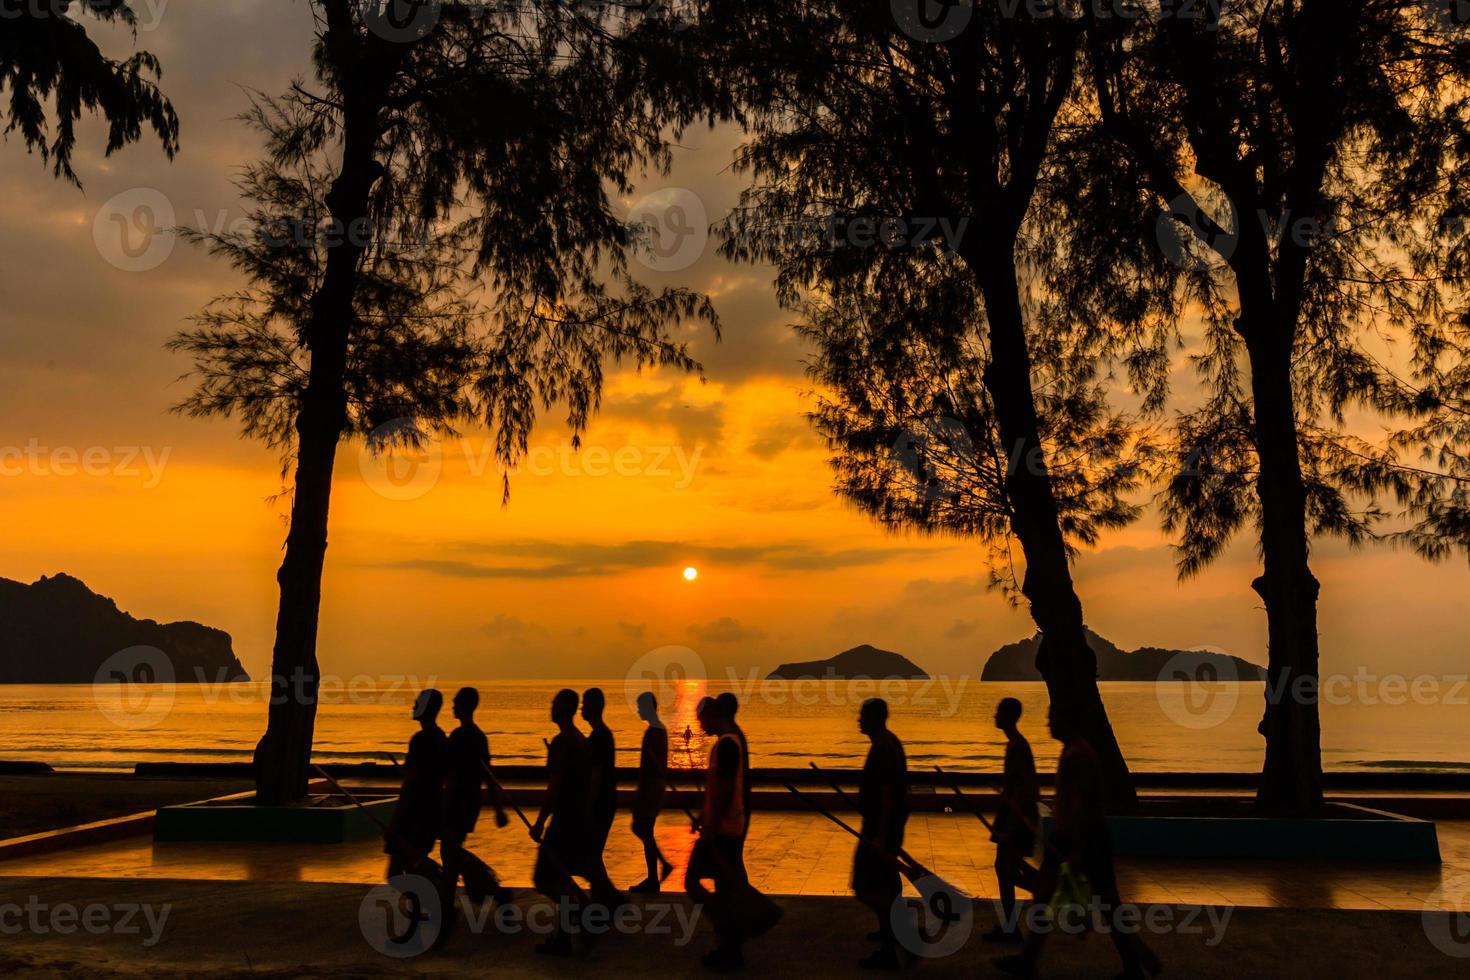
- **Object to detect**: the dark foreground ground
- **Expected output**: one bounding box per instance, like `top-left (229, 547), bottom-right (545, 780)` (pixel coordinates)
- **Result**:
top-left (0, 876), bottom-right (1460, 979)
top-left (0, 775), bottom-right (250, 839)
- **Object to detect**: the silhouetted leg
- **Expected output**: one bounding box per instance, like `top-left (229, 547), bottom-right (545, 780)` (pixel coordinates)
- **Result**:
top-left (1087, 852), bottom-right (1159, 979)
top-left (632, 810), bottom-right (670, 890)
top-left (853, 844), bottom-right (901, 966)
top-left (533, 840), bottom-right (580, 955)
top-left (996, 854), bottom-right (1057, 979)
top-left (986, 843), bottom-right (1026, 942)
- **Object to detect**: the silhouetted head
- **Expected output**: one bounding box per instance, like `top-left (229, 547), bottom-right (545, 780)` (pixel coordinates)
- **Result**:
top-left (551, 688), bottom-right (579, 726)
top-left (995, 697), bottom-right (1022, 732)
top-left (637, 690), bottom-right (658, 723)
top-left (453, 686), bottom-right (479, 722)
top-left (582, 687), bottom-right (606, 724)
top-left (715, 691), bottom-right (739, 723)
top-left (413, 688), bottom-right (443, 724)
top-left (695, 695), bottom-right (725, 736)
top-left (858, 697), bottom-right (888, 736)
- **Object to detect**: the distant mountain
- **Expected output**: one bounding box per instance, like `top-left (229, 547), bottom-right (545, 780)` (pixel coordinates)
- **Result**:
top-left (0, 574), bottom-right (249, 683)
top-left (981, 629), bottom-right (1266, 682)
top-left (767, 644), bottom-right (929, 680)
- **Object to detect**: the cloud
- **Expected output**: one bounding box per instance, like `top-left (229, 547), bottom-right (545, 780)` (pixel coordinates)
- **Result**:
top-left (689, 616), bottom-right (765, 645)
top-left (944, 618), bottom-right (981, 640)
top-left (901, 575), bottom-right (993, 604)
top-left (600, 390), bottom-right (726, 448)
top-left (369, 538), bottom-right (952, 579)
top-left (479, 613), bottom-right (546, 641)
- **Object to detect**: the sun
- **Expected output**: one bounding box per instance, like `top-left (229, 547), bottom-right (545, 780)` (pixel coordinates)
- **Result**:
top-left (682, 566), bottom-right (699, 582)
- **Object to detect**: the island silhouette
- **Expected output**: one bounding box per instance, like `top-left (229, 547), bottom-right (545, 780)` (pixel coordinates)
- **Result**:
top-left (0, 574), bottom-right (249, 684)
top-left (981, 629), bottom-right (1268, 682)
top-left (767, 644), bottom-right (929, 680)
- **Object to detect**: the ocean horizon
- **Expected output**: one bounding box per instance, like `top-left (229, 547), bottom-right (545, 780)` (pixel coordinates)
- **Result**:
top-left (6, 677), bottom-right (1468, 774)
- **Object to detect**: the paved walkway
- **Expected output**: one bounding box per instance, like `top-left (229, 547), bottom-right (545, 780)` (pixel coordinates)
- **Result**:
top-left (3, 811), bottom-right (1467, 912)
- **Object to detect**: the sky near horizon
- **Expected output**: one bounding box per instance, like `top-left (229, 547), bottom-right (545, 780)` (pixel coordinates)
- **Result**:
top-left (2, 2), bottom-right (1467, 683)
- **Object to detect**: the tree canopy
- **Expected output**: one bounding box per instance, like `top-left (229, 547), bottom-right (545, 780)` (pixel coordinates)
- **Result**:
top-left (2, 0), bottom-right (178, 183)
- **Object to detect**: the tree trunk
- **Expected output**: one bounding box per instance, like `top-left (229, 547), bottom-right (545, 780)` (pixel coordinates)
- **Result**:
top-left (967, 246), bottom-right (1138, 811)
top-left (253, 393), bottom-right (345, 805)
top-left (1242, 328), bottom-right (1324, 815)
top-left (253, 30), bottom-right (387, 804)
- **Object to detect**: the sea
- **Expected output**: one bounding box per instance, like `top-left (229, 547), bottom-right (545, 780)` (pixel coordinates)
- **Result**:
top-left (3, 677), bottom-right (1468, 774)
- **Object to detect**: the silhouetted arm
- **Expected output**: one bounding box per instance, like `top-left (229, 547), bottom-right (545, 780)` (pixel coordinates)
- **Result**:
top-left (532, 739), bottom-right (561, 841)
top-left (482, 735), bottom-right (508, 828)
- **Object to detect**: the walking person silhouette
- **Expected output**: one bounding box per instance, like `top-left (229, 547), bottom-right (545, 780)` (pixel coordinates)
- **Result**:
top-left (630, 690), bottom-right (674, 892)
top-left (686, 694), bottom-right (779, 970)
top-left (986, 696), bottom-right (1038, 942)
top-left (581, 687), bottom-right (625, 906)
top-left (530, 688), bottom-right (592, 956)
top-left (852, 697), bottom-right (909, 970)
top-left (384, 689), bottom-right (448, 880)
top-left (996, 705), bottom-right (1161, 980)
top-left (442, 687), bottom-right (513, 909)
top-left (716, 692), bottom-right (753, 850)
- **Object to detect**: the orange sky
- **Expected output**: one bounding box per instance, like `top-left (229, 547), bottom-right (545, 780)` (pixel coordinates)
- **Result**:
top-left (1, 3), bottom-right (1466, 682)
